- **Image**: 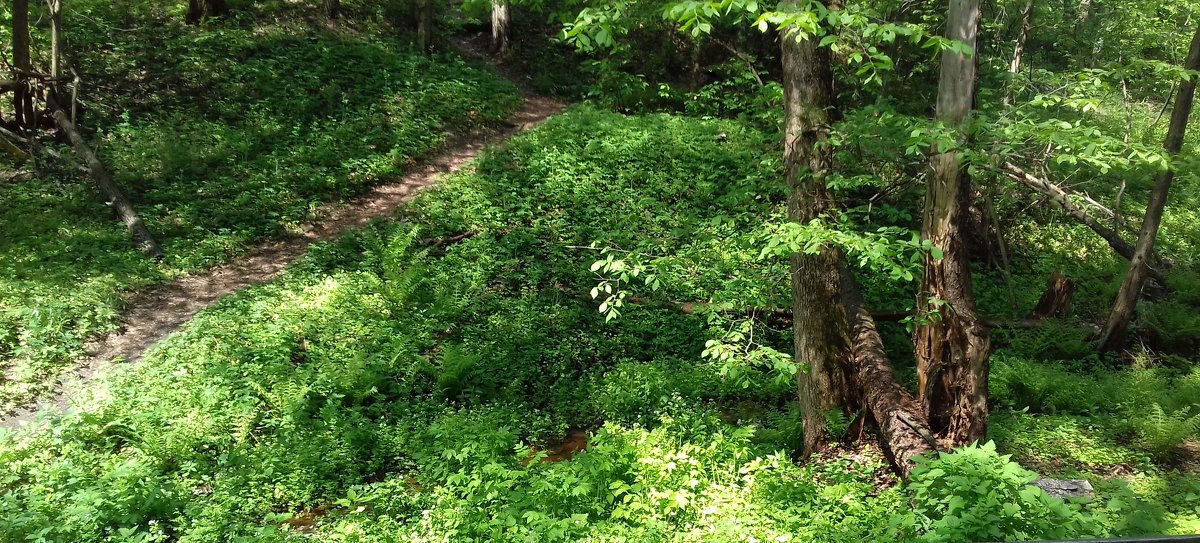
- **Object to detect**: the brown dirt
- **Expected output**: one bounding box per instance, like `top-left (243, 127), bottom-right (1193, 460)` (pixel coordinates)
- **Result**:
top-left (1, 87), bottom-right (564, 430)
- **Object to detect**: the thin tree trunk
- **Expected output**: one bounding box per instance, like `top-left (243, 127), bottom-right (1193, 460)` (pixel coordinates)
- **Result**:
top-left (491, 0), bottom-right (510, 55)
top-left (779, 0), bottom-right (856, 455)
top-left (1098, 23), bottom-right (1200, 353)
top-left (50, 106), bottom-right (163, 258)
top-left (324, 0), bottom-right (340, 19)
top-left (186, 0), bottom-right (228, 24)
top-left (914, 0), bottom-right (990, 447)
top-left (1002, 0), bottom-right (1033, 106)
top-left (12, 0), bottom-right (35, 129)
top-left (47, 0), bottom-right (64, 106)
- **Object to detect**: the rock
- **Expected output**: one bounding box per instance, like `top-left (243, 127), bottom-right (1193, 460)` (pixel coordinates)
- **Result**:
top-left (1032, 478), bottom-right (1095, 499)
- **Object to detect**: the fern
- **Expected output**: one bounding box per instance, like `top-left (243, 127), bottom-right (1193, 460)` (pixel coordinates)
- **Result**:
top-left (1137, 403), bottom-right (1200, 460)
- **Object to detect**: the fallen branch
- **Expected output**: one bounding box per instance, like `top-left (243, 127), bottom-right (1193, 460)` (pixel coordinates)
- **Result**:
top-left (50, 101), bottom-right (163, 258)
top-left (1000, 161), bottom-right (1167, 286)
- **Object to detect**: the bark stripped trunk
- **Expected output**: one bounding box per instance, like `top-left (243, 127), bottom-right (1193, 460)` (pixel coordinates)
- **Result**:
top-left (915, 0), bottom-right (989, 447)
top-left (50, 106), bottom-right (163, 258)
top-left (779, 1), bottom-right (935, 471)
top-left (1098, 23), bottom-right (1200, 353)
top-left (1002, 0), bottom-right (1033, 106)
top-left (491, 0), bottom-right (510, 55)
top-left (12, 0), bottom-right (35, 129)
top-left (779, 0), bottom-right (856, 455)
top-left (186, 0), bottom-right (227, 24)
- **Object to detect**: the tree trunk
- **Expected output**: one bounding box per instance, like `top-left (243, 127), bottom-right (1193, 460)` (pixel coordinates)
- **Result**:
top-left (914, 0), bottom-right (990, 447)
top-left (12, 0), bottom-right (35, 129)
top-left (491, 0), bottom-right (510, 55)
top-left (324, 0), bottom-right (340, 19)
top-left (779, 0), bottom-right (856, 456)
top-left (417, 0), bottom-right (435, 53)
top-left (1098, 23), bottom-right (1200, 353)
top-left (779, 2), bottom-right (936, 472)
top-left (47, 0), bottom-right (65, 107)
top-left (50, 106), bottom-right (163, 258)
top-left (1030, 271), bottom-right (1074, 319)
top-left (186, 0), bottom-right (228, 24)
top-left (1002, 0), bottom-right (1033, 106)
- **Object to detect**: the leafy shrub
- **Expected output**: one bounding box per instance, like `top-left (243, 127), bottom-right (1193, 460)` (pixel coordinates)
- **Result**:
top-left (1134, 403), bottom-right (1200, 461)
top-left (895, 441), bottom-right (1098, 543)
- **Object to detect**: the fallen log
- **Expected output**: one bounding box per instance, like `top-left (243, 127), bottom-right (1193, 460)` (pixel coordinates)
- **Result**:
top-left (50, 104), bottom-right (163, 258)
top-left (1000, 161), bottom-right (1167, 286)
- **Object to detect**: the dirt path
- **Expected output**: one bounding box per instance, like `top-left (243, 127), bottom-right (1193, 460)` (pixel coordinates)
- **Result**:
top-left (1, 89), bottom-right (565, 429)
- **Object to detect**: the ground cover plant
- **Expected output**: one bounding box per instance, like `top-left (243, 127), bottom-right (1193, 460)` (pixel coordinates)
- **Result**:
top-left (0, 0), bottom-right (521, 410)
top-left (3, 106), bottom-right (1199, 542)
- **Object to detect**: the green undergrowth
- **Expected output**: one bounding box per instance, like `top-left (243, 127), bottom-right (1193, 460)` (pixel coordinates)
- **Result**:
top-left (2, 106), bottom-right (1196, 542)
top-left (0, 0), bottom-right (521, 410)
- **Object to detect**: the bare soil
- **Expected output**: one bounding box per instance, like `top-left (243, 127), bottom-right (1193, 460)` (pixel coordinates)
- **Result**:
top-left (1, 86), bottom-right (565, 429)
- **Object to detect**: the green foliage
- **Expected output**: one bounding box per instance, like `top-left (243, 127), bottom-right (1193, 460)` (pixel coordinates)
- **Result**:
top-left (0, 1), bottom-right (521, 410)
top-left (895, 441), bottom-right (1098, 543)
top-left (1137, 403), bottom-right (1200, 462)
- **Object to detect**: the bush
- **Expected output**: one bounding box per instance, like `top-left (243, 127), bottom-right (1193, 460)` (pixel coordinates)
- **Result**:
top-left (895, 441), bottom-right (1098, 543)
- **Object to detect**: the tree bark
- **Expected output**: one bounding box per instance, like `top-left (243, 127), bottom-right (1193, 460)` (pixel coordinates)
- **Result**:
top-left (1098, 23), bottom-right (1200, 353)
top-left (1002, 0), bottom-right (1033, 106)
top-left (914, 0), bottom-right (990, 447)
top-left (324, 0), bottom-right (340, 19)
top-left (780, 0), bottom-right (857, 456)
top-left (12, 0), bottom-right (36, 129)
top-left (46, 0), bottom-right (65, 107)
top-left (186, 0), bottom-right (228, 24)
top-left (50, 106), bottom-right (163, 258)
top-left (417, 0), bottom-right (435, 53)
top-left (491, 0), bottom-right (510, 55)
top-left (1030, 270), bottom-right (1074, 319)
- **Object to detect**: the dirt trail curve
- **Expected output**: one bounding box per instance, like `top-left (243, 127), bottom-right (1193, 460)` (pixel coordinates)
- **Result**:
top-left (1, 83), bottom-right (564, 429)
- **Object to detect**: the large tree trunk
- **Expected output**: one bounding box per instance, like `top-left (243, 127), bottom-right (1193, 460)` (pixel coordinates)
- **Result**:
top-left (780, 0), bottom-right (856, 456)
top-left (491, 0), bottom-right (510, 55)
top-left (417, 0), bottom-right (435, 53)
top-left (779, 2), bottom-right (936, 471)
top-left (12, 0), bottom-right (35, 129)
top-left (1098, 23), bottom-right (1200, 353)
top-left (186, 0), bottom-right (228, 24)
top-left (914, 0), bottom-right (990, 447)
top-left (1002, 0), bottom-right (1033, 106)
top-left (324, 0), bottom-right (341, 19)
top-left (50, 106), bottom-right (163, 258)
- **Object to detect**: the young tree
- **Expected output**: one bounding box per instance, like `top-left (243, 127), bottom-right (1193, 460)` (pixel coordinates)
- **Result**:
top-left (914, 0), bottom-right (990, 446)
top-left (11, 0), bottom-right (35, 129)
top-left (1001, 0), bottom-right (1034, 106)
top-left (417, 0), bottom-right (435, 52)
top-left (186, 0), bottom-right (227, 24)
top-left (1098, 22), bottom-right (1200, 353)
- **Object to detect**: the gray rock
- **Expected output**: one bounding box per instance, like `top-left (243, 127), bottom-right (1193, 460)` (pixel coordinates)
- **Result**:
top-left (1032, 478), bottom-right (1095, 499)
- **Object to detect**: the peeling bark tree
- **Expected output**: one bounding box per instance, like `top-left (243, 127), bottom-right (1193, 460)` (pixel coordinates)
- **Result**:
top-left (186, 0), bottom-right (227, 24)
top-left (12, 0), bottom-right (35, 129)
top-left (914, 0), bottom-right (990, 447)
top-left (779, 0), bottom-right (935, 473)
top-left (1098, 23), bottom-right (1200, 353)
top-left (491, 0), bottom-right (510, 55)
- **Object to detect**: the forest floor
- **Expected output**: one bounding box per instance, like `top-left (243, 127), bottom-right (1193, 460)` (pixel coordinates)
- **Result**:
top-left (0, 86), bottom-right (564, 429)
